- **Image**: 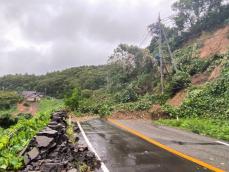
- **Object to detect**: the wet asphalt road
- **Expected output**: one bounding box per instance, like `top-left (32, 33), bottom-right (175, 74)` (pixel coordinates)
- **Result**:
top-left (79, 119), bottom-right (211, 172)
top-left (117, 120), bottom-right (229, 171)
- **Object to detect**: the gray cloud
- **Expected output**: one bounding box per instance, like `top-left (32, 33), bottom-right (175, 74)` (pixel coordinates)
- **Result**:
top-left (0, 0), bottom-right (175, 76)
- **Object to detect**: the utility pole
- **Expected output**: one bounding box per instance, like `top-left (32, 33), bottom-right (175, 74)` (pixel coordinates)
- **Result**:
top-left (161, 25), bottom-right (178, 72)
top-left (45, 87), bottom-right (47, 97)
top-left (158, 14), bottom-right (164, 94)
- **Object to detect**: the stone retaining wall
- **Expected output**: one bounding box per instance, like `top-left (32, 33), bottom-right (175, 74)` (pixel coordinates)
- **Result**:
top-left (20, 110), bottom-right (100, 172)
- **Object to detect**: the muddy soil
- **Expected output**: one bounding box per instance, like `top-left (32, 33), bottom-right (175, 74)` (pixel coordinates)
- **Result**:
top-left (167, 89), bottom-right (187, 107)
top-left (109, 107), bottom-right (169, 120)
top-left (200, 25), bottom-right (229, 59)
top-left (17, 101), bottom-right (38, 116)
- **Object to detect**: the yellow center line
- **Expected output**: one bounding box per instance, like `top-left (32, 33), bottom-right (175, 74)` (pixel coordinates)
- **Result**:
top-left (108, 119), bottom-right (225, 172)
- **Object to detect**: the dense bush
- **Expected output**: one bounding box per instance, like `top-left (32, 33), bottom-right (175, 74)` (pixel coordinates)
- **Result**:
top-left (81, 89), bottom-right (93, 99)
top-left (97, 103), bottom-right (113, 117)
top-left (78, 99), bottom-right (113, 116)
top-left (78, 99), bottom-right (96, 114)
top-left (16, 113), bottom-right (33, 120)
top-left (189, 59), bottom-right (211, 75)
top-left (169, 71), bottom-right (191, 95)
top-left (149, 94), bottom-right (170, 105)
top-left (115, 88), bottom-right (138, 103)
top-left (0, 91), bottom-right (21, 110)
top-left (0, 113), bottom-right (17, 129)
top-left (64, 88), bottom-right (81, 111)
top-left (114, 99), bottom-right (151, 112)
top-left (174, 45), bottom-right (213, 75)
top-left (163, 61), bottom-right (229, 120)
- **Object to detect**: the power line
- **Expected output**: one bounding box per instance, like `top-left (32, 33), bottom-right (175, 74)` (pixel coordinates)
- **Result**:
top-left (139, 31), bottom-right (151, 47)
top-left (161, 14), bottom-right (176, 21)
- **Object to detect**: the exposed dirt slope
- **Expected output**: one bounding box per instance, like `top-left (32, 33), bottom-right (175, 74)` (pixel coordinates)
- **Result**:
top-left (109, 111), bottom-right (152, 120)
top-left (167, 89), bottom-right (187, 107)
top-left (191, 72), bottom-right (209, 85)
top-left (208, 65), bottom-right (222, 81)
top-left (17, 102), bottom-right (38, 116)
top-left (200, 25), bottom-right (229, 58)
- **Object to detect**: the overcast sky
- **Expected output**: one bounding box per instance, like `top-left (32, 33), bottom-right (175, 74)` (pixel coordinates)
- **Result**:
top-left (0, 0), bottom-right (175, 76)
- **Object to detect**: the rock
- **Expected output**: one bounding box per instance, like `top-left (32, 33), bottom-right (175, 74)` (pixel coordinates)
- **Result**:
top-left (24, 147), bottom-right (39, 165)
top-left (48, 121), bottom-right (58, 125)
top-left (86, 151), bottom-right (95, 159)
top-left (68, 168), bottom-right (78, 172)
top-left (28, 147), bottom-right (40, 160)
top-left (37, 127), bottom-right (58, 137)
top-left (78, 145), bottom-right (88, 152)
top-left (24, 154), bottom-right (30, 165)
top-left (40, 162), bottom-right (64, 172)
top-left (73, 126), bottom-right (80, 133)
top-left (36, 136), bottom-right (54, 148)
top-left (52, 116), bottom-right (62, 122)
top-left (48, 124), bottom-right (64, 131)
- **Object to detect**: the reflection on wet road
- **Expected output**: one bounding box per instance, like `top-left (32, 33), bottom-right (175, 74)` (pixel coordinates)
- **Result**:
top-left (80, 119), bottom-right (211, 172)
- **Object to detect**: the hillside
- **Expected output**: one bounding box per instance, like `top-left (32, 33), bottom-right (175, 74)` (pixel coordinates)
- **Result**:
top-left (0, 65), bottom-right (108, 98)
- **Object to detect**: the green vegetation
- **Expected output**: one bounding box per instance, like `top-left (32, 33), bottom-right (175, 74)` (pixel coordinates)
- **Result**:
top-left (0, 113), bottom-right (17, 129)
top-left (167, 71), bottom-right (191, 95)
top-left (148, 0), bottom-right (229, 52)
top-left (114, 100), bottom-right (151, 112)
top-left (0, 99), bottom-right (64, 170)
top-left (66, 122), bottom-right (76, 144)
top-left (163, 57), bottom-right (229, 120)
top-left (0, 106), bottom-right (17, 117)
top-left (79, 162), bottom-right (91, 172)
top-left (65, 88), bottom-right (81, 111)
top-left (0, 91), bottom-right (21, 110)
top-left (0, 92), bottom-right (20, 129)
top-left (157, 54), bottom-right (229, 140)
top-left (0, 66), bottom-right (108, 98)
top-left (157, 118), bottom-right (229, 141)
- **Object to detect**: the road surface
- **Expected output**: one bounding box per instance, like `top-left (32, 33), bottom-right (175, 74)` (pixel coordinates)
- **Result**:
top-left (115, 119), bottom-right (229, 171)
top-left (78, 119), bottom-right (226, 172)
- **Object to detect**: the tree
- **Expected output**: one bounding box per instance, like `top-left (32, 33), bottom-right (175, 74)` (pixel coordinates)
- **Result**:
top-left (172, 0), bottom-right (223, 31)
top-left (107, 44), bottom-right (156, 93)
top-left (64, 88), bottom-right (81, 111)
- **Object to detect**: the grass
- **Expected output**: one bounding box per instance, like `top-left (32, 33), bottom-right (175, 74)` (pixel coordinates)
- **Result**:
top-left (156, 118), bottom-right (229, 141)
top-left (37, 98), bottom-right (64, 114)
